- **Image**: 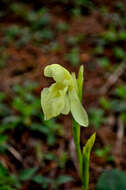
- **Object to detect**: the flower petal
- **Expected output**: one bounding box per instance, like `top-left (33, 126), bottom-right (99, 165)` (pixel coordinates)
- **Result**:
top-left (44, 64), bottom-right (73, 88)
top-left (69, 89), bottom-right (88, 127)
top-left (41, 83), bottom-right (67, 120)
top-left (61, 94), bottom-right (70, 115)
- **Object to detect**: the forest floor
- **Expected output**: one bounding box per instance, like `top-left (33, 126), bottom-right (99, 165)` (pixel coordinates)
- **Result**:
top-left (0, 1), bottom-right (126, 190)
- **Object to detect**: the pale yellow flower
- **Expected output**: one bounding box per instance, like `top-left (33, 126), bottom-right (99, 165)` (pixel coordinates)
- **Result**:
top-left (41, 64), bottom-right (88, 127)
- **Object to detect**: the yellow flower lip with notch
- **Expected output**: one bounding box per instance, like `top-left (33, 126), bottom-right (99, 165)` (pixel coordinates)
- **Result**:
top-left (41, 64), bottom-right (88, 127)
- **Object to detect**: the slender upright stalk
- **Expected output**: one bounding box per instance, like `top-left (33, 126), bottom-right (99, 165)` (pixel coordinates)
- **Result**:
top-left (72, 120), bottom-right (82, 178)
top-left (72, 119), bottom-right (95, 190)
top-left (72, 66), bottom-right (95, 190)
top-left (72, 66), bottom-right (83, 182)
top-left (82, 155), bottom-right (89, 190)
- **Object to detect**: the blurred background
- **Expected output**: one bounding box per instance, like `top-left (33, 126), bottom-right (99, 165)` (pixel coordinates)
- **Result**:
top-left (0, 0), bottom-right (126, 189)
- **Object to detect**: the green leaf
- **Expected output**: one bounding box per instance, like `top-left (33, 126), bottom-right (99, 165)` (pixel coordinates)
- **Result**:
top-left (89, 108), bottom-right (105, 129)
top-left (103, 31), bottom-right (117, 42)
top-left (3, 115), bottom-right (20, 124)
top-left (118, 31), bottom-right (126, 40)
top-left (0, 104), bottom-right (10, 117)
top-left (33, 175), bottom-right (52, 184)
top-left (0, 163), bottom-right (8, 176)
top-left (83, 133), bottom-right (96, 156)
top-left (96, 169), bottom-right (126, 190)
top-left (110, 99), bottom-right (126, 112)
top-left (82, 133), bottom-right (96, 190)
top-left (0, 163), bottom-right (21, 189)
top-left (31, 123), bottom-right (49, 133)
top-left (113, 47), bottom-right (126, 60)
top-left (65, 48), bottom-right (80, 67)
top-left (45, 153), bottom-right (57, 161)
top-left (100, 97), bottom-right (111, 110)
top-left (56, 22), bottom-right (69, 32)
top-left (77, 65), bottom-right (84, 101)
top-left (56, 175), bottom-right (74, 185)
top-left (0, 135), bottom-right (7, 145)
top-left (0, 92), bottom-right (6, 102)
top-left (19, 168), bottom-right (38, 181)
top-left (115, 85), bottom-right (126, 99)
top-left (98, 57), bottom-right (110, 68)
top-left (120, 113), bottom-right (126, 124)
top-left (95, 145), bottom-right (114, 161)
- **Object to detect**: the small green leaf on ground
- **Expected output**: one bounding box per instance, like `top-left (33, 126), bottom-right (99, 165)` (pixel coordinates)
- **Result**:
top-left (97, 169), bottom-right (126, 190)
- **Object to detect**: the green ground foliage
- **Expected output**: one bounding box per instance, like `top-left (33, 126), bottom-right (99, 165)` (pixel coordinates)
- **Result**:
top-left (0, 0), bottom-right (126, 189)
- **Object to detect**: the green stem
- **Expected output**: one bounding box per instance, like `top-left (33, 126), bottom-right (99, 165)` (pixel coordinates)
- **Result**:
top-left (72, 121), bottom-right (89, 190)
top-left (82, 156), bottom-right (89, 190)
top-left (72, 68), bottom-right (83, 183)
top-left (72, 65), bottom-right (91, 190)
top-left (72, 119), bottom-right (82, 178)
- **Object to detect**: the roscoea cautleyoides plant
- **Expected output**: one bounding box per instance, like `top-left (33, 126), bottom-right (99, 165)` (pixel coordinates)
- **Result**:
top-left (41, 64), bottom-right (95, 190)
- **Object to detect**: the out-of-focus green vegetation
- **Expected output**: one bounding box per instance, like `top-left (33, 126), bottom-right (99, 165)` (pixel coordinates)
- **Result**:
top-left (1, 0), bottom-right (126, 189)
top-left (12, 84), bottom-right (64, 145)
top-left (97, 169), bottom-right (126, 190)
top-left (0, 162), bottom-right (73, 190)
top-left (0, 83), bottom-right (74, 189)
top-left (0, 163), bottom-right (21, 190)
top-left (95, 145), bottom-right (114, 162)
top-left (0, 83), bottom-right (63, 145)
